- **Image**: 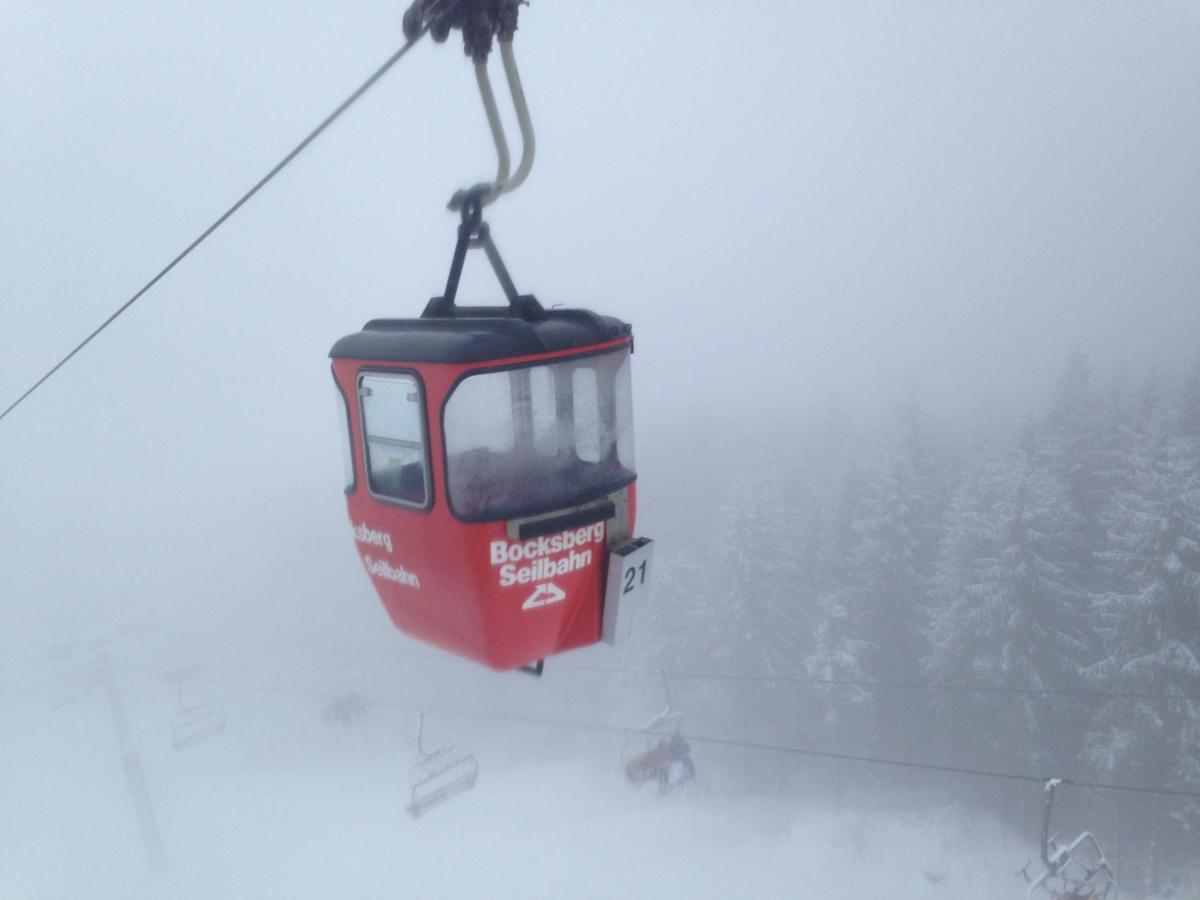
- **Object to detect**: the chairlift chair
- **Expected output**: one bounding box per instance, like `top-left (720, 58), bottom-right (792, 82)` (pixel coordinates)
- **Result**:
top-left (406, 710), bottom-right (478, 817)
top-left (1022, 780), bottom-right (1118, 900)
top-left (169, 670), bottom-right (226, 751)
top-left (321, 666), bottom-right (369, 726)
top-left (621, 708), bottom-right (682, 784)
top-left (620, 672), bottom-right (694, 790)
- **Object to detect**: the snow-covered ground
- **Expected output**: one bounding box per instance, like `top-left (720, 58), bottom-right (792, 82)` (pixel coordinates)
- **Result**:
top-left (0, 638), bottom-right (1123, 900)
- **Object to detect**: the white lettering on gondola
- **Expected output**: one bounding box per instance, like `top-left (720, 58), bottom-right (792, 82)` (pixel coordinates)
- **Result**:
top-left (489, 522), bottom-right (604, 588)
top-left (353, 522), bottom-right (393, 555)
top-left (363, 556), bottom-right (421, 589)
top-left (498, 549), bottom-right (592, 588)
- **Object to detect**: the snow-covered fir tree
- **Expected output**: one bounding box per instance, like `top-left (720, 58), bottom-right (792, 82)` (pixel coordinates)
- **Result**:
top-left (1085, 382), bottom-right (1200, 858)
top-left (703, 465), bottom-right (808, 677)
top-left (842, 393), bottom-right (945, 757)
top-left (928, 451), bottom-right (1094, 772)
top-left (804, 465), bottom-right (875, 747)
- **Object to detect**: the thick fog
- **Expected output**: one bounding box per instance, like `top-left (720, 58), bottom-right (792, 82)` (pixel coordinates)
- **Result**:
top-left (3, 2), bottom-right (1199, 898)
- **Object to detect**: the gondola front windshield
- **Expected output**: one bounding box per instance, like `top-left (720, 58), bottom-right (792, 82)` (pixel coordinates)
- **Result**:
top-left (444, 347), bottom-right (636, 521)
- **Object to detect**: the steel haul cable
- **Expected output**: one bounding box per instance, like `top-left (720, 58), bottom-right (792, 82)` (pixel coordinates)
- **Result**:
top-left (558, 662), bottom-right (1200, 705)
top-left (44, 630), bottom-right (1198, 802)
top-left (0, 3), bottom-right (459, 426)
top-left (168, 671), bottom-right (1200, 803)
top-left (57, 619), bottom-right (1196, 709)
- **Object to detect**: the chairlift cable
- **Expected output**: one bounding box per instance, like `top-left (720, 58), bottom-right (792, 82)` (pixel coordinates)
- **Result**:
top-left (0, 3), bottom-right (459, 426)
top-left (116, 618), bottom-right (1200, 706)
top-left (674, 733), bottom-right (1200, 802)
top-left (171, 672), bottom-right (1200, 802)
top-left (442, 704), bottom-right (1200, 802)
top-left (558, 662), bottom-right (1200, 705)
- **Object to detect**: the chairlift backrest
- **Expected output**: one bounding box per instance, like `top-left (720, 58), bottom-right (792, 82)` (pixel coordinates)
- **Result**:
top-left (171, 677), bottom-right (226, 750)
top-left (406, 712), bottom-right (478, 817)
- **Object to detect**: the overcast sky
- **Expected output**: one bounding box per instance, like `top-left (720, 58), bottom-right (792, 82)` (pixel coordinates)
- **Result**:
top-left (2, 1), bottom-right (1199, 652)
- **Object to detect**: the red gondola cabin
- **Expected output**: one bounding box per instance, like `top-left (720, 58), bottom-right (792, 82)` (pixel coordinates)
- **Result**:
top-left (330, 212), bottom-right (652, 670)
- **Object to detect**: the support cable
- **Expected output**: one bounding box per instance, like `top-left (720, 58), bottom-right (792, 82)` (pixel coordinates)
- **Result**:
top-left (558, 662), bottom-right (1200, 705)
top-left (54, 621), bottom-right (1198, 801)
top-left (0, 5), bottom-right (456, 426)
top-left (84, 617), bottom-right (1200, 708)
top-left (65, 618), bottom-right (1199, 709)
top-left (181, 672), bottom-right (1200, 802)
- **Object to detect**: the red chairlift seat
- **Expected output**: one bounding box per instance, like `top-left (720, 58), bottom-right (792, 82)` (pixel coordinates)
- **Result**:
top-left (330, 196), bottom-right (651, 670)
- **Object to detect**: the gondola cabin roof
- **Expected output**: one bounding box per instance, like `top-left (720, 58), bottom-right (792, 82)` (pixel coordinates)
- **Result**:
top-left (329, 307), bottom-right (632, 364)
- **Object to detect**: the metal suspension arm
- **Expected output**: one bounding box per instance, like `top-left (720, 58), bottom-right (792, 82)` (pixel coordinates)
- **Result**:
top-left (425, 187), bottom-right (543, 319)
top-left (496, 39), bottom-right (535, 195)
top-left (474, 60), bottom-right (512, 197)
top-left (416, 709), bottom-right (429, 757)
top-left (464, 38), bottom-right (535, 205)
top-left (405, 0), bottom-right (535, 206)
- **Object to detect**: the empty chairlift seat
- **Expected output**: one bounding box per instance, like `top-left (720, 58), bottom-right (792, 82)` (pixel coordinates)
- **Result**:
top-left (406, 711), bottom-right (478, 817)
top-left (169, 669), bottom-right (226, 751)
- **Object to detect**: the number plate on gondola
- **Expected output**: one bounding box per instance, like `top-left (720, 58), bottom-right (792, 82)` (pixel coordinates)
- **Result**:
top-left (601, 537), bottom-right (655, 645)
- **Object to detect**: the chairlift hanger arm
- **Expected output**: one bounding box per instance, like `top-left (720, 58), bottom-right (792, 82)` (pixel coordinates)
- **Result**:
top-left (1040, 779), bottom-right (1060, 871)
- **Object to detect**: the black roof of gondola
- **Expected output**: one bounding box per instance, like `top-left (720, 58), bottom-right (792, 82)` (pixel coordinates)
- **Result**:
top-left (329, 304), bottom-right (631, 364)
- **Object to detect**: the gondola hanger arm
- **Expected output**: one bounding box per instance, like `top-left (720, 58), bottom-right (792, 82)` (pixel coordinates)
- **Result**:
top-left (404, 0), bottom-right (535, 208)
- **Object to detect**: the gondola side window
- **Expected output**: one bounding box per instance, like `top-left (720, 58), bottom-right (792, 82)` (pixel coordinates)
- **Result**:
top-left (573, 367), bottom-right (601, 463)
top-left (444, 348), bottom-right (637, 521)
top-left (529, 365), bottom-right (557, 456)
top-left (333, 375), bottom-right (356, 493)
top-left (359, 372), bottom-right (429, 507)
top-left (614, 352), bottom-right (635, 470)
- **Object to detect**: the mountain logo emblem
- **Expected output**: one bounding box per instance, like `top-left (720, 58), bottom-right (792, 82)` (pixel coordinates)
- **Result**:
top-left (521, 582), bottom-right (567, 610)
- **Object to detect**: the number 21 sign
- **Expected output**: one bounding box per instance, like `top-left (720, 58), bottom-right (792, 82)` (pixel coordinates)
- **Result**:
top-left (601, 537), bottom-right (655, 645)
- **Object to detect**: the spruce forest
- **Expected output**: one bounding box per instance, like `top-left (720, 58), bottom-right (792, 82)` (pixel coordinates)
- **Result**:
top-left (632, 353), bottom-right (1200, 890)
